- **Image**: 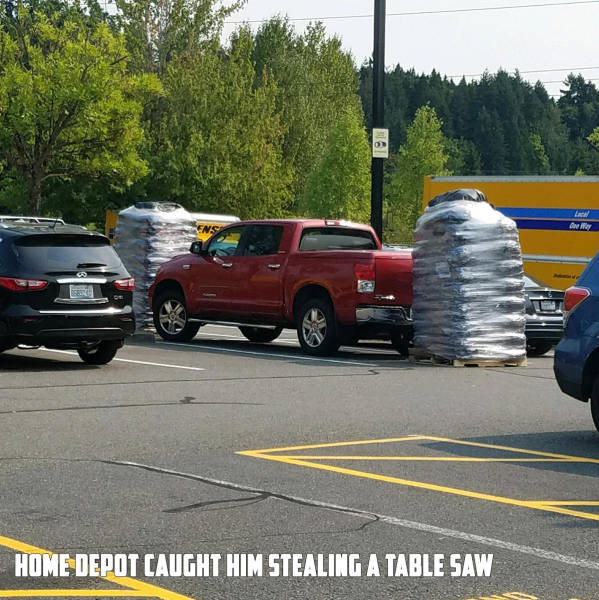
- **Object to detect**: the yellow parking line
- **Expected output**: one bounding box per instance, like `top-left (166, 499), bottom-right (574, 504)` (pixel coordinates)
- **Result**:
top-left (244, 434), bottom-right (599, 463)
top-left (0, 591), bottom-right (149, 597)
top-left (266, 455), bottom-right (577, 462)
top-left (0, 535), bottom-right (195, 600)
top-left (239, 434), bottom-right (599, 522)
top-left (246, 435), bottom-right (426, 454)
top-left (422, 435), bottom-right (599, 464)
top-left (536, 501), bottom-right (599, 506)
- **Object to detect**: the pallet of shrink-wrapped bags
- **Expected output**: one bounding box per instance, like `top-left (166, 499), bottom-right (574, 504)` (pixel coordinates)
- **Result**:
top-left (411, 188), bottom-right (527, 367)
top-left (114, 202), bottom-right (197, 328)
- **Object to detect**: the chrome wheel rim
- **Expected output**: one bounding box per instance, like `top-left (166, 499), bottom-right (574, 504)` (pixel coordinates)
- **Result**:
top-left (301, 307), bottom-right (327, 347)
top-left (159, 299), bottom-right (187, 334)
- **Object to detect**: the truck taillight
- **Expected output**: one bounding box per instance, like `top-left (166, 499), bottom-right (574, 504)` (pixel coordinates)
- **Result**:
top-left (114, 278), bottom-right (135, 291)
top-left (563, 286), bottom-right (590, 320)
top-left (355, 264), bottom-right (375, 293)
top-left (0, 277), bottom-right (48, 291)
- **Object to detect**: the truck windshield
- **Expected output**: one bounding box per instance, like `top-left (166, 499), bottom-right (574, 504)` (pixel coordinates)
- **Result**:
top-left (299, 228), bottom-right (376, 251)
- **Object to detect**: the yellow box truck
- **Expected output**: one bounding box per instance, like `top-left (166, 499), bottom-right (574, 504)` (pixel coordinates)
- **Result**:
top-left (423, 176), bottom-right (599, 290)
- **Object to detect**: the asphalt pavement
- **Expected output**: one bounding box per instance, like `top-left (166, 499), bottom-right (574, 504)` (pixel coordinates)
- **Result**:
top-left (1, 325), bottom-right (598, 600)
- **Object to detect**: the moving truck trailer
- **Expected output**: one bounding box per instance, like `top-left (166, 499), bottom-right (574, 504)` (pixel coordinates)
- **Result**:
top-left (423, 176), bottom-right (599, 290)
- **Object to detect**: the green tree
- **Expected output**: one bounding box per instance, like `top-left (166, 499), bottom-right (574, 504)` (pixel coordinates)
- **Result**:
top-left (0, 1), bottom-right (160, 214)
top-left (253, 19), bottom-right (363, 206)
top-left (115, 0), bottom-right (245, 76)
top-left (145, 28), bottom-right (291, 219)
top-left (587, 127), bottom-right (599, 151)
top-left (385, 105), bottom-right (451, 242)
top-left (527, 133), bottom-right (550, 173)
top-left (298, 107), bottom-right (370, 222)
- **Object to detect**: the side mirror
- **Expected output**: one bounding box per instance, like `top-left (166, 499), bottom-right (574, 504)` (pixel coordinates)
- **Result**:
top-left (190, 241), bottom-right (203, 255)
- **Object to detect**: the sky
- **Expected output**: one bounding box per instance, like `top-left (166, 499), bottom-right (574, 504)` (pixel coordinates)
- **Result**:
top-left (220, 0), bottom-right (599, 99)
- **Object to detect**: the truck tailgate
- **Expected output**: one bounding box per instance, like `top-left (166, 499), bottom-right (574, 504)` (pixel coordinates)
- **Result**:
top-left (374, 250), bottom-right (413, 305)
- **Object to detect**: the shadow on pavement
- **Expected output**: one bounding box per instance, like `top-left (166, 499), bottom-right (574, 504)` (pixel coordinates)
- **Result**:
top-left (420, 430), bottom-right (599, 479)
top-left (0, 351), bottom-right (98, 372)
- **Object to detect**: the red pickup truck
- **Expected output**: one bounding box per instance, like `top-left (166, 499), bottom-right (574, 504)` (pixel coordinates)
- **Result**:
top-left (148, 219), bottom-right (413, 356)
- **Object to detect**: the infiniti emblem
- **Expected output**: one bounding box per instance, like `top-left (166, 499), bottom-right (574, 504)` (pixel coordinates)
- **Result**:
top-left (76, 272), bottom-right (88, 278)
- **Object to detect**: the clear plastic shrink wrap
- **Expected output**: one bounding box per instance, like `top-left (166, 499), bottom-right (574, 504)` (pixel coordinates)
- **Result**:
top-left (412, 188), bottom-right (526, 362)
top-left (114, 202), bottom-right (197, 328)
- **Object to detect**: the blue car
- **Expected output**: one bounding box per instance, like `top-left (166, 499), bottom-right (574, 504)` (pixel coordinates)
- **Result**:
top-left (554, 257), bottom-right (599, 432)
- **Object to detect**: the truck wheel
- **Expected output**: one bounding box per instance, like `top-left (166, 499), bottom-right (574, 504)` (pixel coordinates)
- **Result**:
top-left (592, 377), bottom-right (599, 433)
top-left (296, 298), bottom-right (340, 356)
top-left (526, 341), bottom-right (553, 356)
top-left (239, 326), bottom-right (283, 343)
top-left (78, 340), bottom-right (120, 365)
top-left (153, 290), bottom-right (200, 342)
top-left (391, 330), bottom-right (411, 358)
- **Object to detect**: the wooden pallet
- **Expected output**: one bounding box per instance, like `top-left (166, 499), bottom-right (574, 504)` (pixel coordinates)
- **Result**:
top-left (408, 347), bottom-right (527, 368)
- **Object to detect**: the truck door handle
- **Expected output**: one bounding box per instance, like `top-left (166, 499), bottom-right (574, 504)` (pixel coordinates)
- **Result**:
top-left (267, 263), bottom-right (281, 270)
top-left (221, 262), bottom-right (233, 268)
top-left (182, 264), bottom-right (191, 270)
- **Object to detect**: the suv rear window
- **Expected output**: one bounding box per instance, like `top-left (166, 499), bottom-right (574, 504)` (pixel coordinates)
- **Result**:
top-left (299, 228), bottom-right (376, 251)
top-left (13, 235), bottom-right (122, 271)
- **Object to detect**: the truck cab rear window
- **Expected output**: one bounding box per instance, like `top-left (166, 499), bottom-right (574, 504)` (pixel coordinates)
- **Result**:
top-left (299, 228), bottom-right (376, 251)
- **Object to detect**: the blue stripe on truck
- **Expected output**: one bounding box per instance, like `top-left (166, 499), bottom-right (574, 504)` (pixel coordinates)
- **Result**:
top-left (514, 219), bottom-right (599, 231)
top-left (498, 207), bottom-right (599, 220)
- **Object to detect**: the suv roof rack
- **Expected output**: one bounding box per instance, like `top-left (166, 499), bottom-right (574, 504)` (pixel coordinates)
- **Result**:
top-left (0, 222), bottom-right (96, 236)
top-left (0, 215), bottom-right (66, 224)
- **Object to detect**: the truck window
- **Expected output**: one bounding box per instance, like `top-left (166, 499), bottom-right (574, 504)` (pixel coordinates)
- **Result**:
top-left (299, 228), bottom-right (376, 251)
top-left (243, 225), bottom-right (283, 256)
top-left (207, 227), bottom-right (245, 257)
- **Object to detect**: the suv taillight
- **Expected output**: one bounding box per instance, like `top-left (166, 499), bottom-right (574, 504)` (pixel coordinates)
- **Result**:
top-left (355, 264), bottom-right (375, 293)
top-left (114, 278), bottom-right (135, 291)
top-left (563, 286), bottom-right (590, 320)
top-left (0, 277), bottom-right (48, 291)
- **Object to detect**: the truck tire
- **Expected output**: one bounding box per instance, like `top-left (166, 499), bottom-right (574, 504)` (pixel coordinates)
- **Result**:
top-left (592, 376), bottom-right (599, 433)
top-left (526, 341), bottom-right (553, 356)
top-left (391, 330), bottom-right (411, 357)
top-left (296, 298), bottom-right (340, 356)
top-left (78, 340), bottom-right (120, 365)
top-left (153, 290), bottom-right (200, 342)
top-left (239, 326), bottom-right (283, 343)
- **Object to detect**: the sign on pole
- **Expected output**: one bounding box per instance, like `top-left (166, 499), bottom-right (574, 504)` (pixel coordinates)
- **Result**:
top-left (372, 128), bottom-right (389, 159)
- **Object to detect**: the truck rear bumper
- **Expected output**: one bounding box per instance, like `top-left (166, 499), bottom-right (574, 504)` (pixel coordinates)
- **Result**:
top-left (356, 305), bottom-right (412, 326)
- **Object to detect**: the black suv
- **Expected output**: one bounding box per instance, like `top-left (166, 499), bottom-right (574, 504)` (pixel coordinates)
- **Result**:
top-left (0, 223), bottom-right (135, 364)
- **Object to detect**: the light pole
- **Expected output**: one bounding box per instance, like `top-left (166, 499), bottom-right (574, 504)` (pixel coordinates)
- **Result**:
top-left (371, 0), bottom-right (386, 242)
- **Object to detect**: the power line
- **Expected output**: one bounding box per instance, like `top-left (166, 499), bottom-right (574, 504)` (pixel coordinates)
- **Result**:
top-left (225, 0), bottom-right (599, 25)
top-left (542, 77), bottom-right (599, 83)
top-left (448, 65), bottom-right (599, 78)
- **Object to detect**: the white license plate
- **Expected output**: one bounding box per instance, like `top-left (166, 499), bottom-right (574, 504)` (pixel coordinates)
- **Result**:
top-left (69, 284), bottom-right (94, 299)
top-left (540, 300), bottom-right (557, 311)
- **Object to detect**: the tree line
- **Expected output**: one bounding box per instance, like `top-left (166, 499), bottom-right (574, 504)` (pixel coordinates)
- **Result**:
top-left (1, 0), bottom-right (599, 242)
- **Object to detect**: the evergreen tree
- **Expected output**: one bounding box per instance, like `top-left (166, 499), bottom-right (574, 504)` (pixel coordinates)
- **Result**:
top-left (253, 18), bottom-right (363, 207)
top-left (146, 28), bottom-right (292, 219)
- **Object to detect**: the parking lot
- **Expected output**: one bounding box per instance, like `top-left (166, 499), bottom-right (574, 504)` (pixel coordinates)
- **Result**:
top-left (1, 325), bottom-right (598, 599)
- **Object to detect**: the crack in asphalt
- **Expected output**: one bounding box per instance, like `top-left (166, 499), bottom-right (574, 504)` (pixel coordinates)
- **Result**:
top-left (0, 456), bottom-right (381, 528)
top-left (0, 399), bottom-right (264, 415)
top-left (100, 459), bottom-right (381, 525)
top-left (485, 368), bottom-right (556, 380)
top-left (0, 370), bottom-right (383, 392)
top-left (163, 494), bottom-right (269, 514)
